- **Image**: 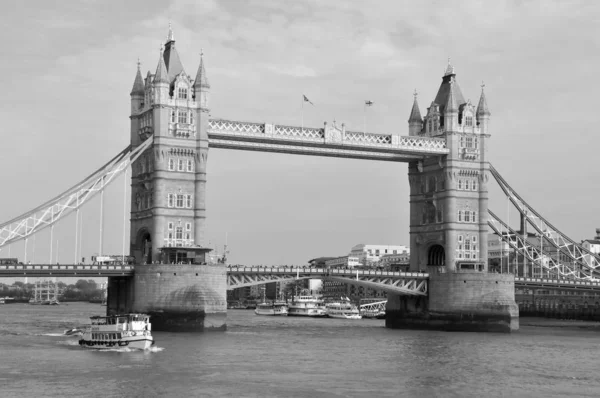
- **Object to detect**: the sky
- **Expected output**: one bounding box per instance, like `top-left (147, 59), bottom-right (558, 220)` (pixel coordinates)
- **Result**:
top-left (0, 0), bottom-right (599, 266)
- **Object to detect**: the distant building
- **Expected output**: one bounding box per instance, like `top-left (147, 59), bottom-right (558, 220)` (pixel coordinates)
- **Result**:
top-left (349, 244), bottom-right (409, 267)
top-left (582, 228), bottom-right (600, 267)
top-left (324, 256), bottom-right (361, 268)
top-left (380, 252), bottom-right (410, 270)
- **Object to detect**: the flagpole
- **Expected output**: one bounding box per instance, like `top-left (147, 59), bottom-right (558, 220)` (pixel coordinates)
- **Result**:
top-left (363, 102), bottom-right (366, 135)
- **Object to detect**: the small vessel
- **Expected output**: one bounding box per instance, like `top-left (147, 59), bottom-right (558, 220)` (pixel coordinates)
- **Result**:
top-left (288, 293), bottom-right (327, 317)
top-left (255, 301), bottom-right (288, 316)
top-left (29, 280), bottom-right (60, 305)
top-left (64, 328), bottom-right (84, 336)
top-left (78, 314), bottom-right (153, 350)
top-left (0, 298), bottom-right (5, 305)
top-left (325, 298), bottom-right (362, 319)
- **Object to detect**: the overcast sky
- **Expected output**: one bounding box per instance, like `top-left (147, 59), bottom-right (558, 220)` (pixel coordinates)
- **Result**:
top-left (0, 0), bottom-right (599, 265)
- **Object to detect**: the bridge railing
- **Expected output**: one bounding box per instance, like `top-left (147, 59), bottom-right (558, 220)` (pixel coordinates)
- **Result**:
top-left (225, 266), bottom-right (429, 278)
top-left (0, 264), bottom-right (135, 272)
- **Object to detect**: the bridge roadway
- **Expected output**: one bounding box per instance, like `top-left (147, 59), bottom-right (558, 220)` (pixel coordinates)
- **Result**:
top-left (1, 264), bottom-right (600, 294)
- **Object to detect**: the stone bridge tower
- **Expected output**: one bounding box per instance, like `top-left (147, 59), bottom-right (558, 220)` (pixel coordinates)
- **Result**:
top-left (387, 62), bottom-right (519, 332)
top-left (107, 27), bottom-right (226, 332)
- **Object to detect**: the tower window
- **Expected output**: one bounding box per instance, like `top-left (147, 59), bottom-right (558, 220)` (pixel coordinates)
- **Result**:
top-left (176, 227), bottom-right (183, 240)
top-left (465, 180), bottom-right (470, 190)
top-left (472, 180), bottom-right (478, 191)
top-left (170, 110), bottom-right (176, 123)
top-left (465, 116), bottom-right (473, 127)
top-left (466, 136), bottom-right (473, 148)
top-left (189, 112), bottom-right (194, 125)
top-left (458, 210), bottom-right (462, 222)
top-left (458, 179), bottom-right (463, 190)
top-left (178, 159), bottom-right (184, 171)
top-left (168, 222), bottom-right (173, 230)
top-left (464, 211), bottom-right (471, 223)
top-left (187, 160), bottom-right (193, 172)
top-left (176, 194), bottom-right (184, 208)
top-left (186, 194), bottom-right (192, 208)
top-left (178, 111), bottom-right (187, 124)
top-left (168, 158), bottom-right (175, 171)
top-left (167, 194), bottom-right (174, 208)
top-left (178, 87), bottom-right (188, 99)
top-left (185, 223), bottom-right (191, 231)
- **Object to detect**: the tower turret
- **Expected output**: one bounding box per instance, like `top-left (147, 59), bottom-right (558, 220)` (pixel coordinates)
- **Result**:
top-left (444, 79), bottom-right (459, 132)
top-left (130, 61), bottom-right (145, 114)
top-left (408, 90), bottom-right (423, 136)
top-left (476, 83), bottom-right (491, 135)
top-left (194, 51), bottom-right (210, 110)
top-left (153, 47), bottom-right (170, 104)
top-left (163, 23), bottom-right (186, 83)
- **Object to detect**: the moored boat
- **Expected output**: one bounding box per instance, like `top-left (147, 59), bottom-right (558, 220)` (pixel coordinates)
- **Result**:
top-left (255, 301), bottom-right (288, 316)
top-left (288, 294), bottom-right (327, 317)
top-left (78, 314), bottom-right (154, 350)
top-left (325, 298), bottom-right (362, 319)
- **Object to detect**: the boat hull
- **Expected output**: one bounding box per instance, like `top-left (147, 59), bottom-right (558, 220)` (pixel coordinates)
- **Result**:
top-left (78, 338), bottom-right (153, 350)
top-left (327, 313), bottom-right (362, 319)
top-left (254, 309), bottom-right (288, 316)
top-left (287, 308), bottom-right (327, 317)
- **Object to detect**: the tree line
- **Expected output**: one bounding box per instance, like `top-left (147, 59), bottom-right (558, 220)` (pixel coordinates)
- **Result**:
top-left (0, 279), bottom-right (104, 301)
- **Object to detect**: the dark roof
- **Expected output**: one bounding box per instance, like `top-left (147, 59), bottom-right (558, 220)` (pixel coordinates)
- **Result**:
top-left (307, 257), bottom-right (337, 263)
top-left (476, 88), bottom-right (491, 116)
top-left (408, 97), bottom-right (422, 123)
top-left (130, 65), bottom-right (144, 96)
top-left (433, 74), bottom-right (466, 115)
top-left (194, 54), bottom-right (210, 89)
top-left (153, 50), bottom-right (169, 84)
top-left (163, 39), bottom-right (186, 82)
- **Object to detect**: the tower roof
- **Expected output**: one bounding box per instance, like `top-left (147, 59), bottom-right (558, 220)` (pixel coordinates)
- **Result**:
top-left (476, 83), bottom-right (491, 116)
top-left (194, 51), bottom-right (210, 89)
top-left (444, 79), bottom-right (458, 113)
top-left (433, 60), bottom-right (466, 114)
top-left (408, 90), bottom-right (422, 123)
top-left (153, 47), bottom-right (169, 85)
top-left (163, 25), bottom-right (186, 82)
top-left (130, 61), bottom-right (144, 96)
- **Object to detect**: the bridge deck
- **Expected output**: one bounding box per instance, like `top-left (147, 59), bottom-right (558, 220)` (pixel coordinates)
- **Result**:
top-left (0, 264), bottom-right (134, 277)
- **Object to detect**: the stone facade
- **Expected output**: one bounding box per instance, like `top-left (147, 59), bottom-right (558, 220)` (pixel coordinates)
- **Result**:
top-left (387, 62), bottom-right (519, 332)
top-left (120, 28), bottom-right (226, 331)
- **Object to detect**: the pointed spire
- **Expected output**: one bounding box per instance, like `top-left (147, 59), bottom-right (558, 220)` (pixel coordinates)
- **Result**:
top-left (167, 22), bottom-right (174, 43)
top-left (194, 49), bottom-right (210, 89)
top-left (130, 59), bottom-right (145, 96)
top-left (476, 81), bottom-right (491, 116)
top-left (444, 57), bottom-right (455, 76)
top-left (444, 78), bottom-right (458, 113)
top-left (408, 89), bottom-right (422, 123)
top-left (153, 45), bottom-right (169, 85)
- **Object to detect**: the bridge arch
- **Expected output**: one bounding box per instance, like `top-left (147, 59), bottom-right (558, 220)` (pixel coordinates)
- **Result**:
top-left (134, 228), bottom-right (152, 264)
top-left (427, 244), bottom-right (445, 266)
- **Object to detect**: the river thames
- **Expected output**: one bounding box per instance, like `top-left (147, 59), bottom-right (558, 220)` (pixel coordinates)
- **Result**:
top-left (1, 302), bottom-right (599, 397)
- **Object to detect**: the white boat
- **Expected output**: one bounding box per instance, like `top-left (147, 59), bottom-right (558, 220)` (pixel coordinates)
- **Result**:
top-left (288, 294), bottom-right (327, 317)
top-left (254, 301), bottom-right (288, 316)
top-left (325, 298), bottom-right (362, 319)
top-left (78, 314), bottom-right (154, 350)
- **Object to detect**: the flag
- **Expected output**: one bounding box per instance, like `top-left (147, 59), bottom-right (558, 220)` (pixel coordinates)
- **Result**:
top-left (365, 100), bottom-right (374, 106)
top-left (303, 95), bottom-right (314, 105)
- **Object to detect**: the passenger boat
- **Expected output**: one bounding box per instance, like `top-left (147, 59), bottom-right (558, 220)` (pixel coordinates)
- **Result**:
top-left (288, 294), bottom-right (327, 317)
top-left (325, 298), bottom-right (362, 319)
top-left (254, 301), bottom-right (288, 316)
top-left (78, 314), bottom-right (153, 350)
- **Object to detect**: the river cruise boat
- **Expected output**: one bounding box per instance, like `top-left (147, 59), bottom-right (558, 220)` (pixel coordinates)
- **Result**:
top-left (255, 301), bottom-right (288, 316)
top-left (325, 299), bottom-right (362, 319)
top-left (288, 295), bottom-right (327, 317)
top-left (78, 314), bottom-right (153, 350)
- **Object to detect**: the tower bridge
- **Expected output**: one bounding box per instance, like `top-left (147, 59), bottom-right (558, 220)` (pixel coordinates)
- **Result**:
top-left (2, 26), bottom-right (599, 332)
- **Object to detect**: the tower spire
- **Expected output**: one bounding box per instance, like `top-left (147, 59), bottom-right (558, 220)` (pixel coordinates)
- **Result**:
top-left (194, 50), bottom-right (210, 90)
top-left (408, 89), bottom-right (422, 123)
top-left (167, 22), bottom-right (174, 43)
top-left (130, 59), bottom-right (145, 96)
top-left (476, 81), bottom-right (491, 116)
top-left (153, 45), bottom-right (169, 85)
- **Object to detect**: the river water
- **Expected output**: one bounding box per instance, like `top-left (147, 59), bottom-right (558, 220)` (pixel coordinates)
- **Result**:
top-left (1, 302), bottom-right (599, 398)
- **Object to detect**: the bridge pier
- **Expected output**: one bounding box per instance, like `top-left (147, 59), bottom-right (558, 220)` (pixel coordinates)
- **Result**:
top-left (386, 271), bottom-right (519, 332)
top-left (108, 264), bottom-right (227, 332)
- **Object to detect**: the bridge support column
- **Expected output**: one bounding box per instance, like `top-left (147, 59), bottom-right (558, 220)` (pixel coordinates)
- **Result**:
top-left (386, 272), bottom-right (518, 332)
top-left (106, 276), bottom-right (134, 315)
top-left (126, 264), bottom-right (227, 332)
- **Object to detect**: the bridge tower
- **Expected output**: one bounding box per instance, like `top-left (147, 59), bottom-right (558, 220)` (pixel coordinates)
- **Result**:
top-left (387, 62), bottom-right (519, 332)
top-left (107, 26), bottom-right (226, 331)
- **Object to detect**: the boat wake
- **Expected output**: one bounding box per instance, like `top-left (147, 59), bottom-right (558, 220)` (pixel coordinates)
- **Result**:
top-left (42, 333), bottom-right (68, 337)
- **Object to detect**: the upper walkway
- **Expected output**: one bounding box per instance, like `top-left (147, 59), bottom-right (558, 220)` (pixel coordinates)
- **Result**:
top-left (208, 119), bottom-right (448, 162)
